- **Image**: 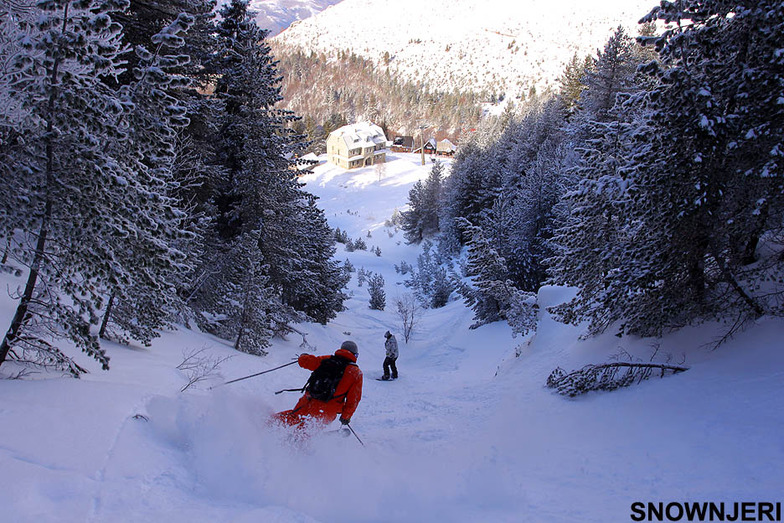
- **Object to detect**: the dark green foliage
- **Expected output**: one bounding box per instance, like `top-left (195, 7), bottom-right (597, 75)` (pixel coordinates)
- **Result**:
top-left (188, 0), bottom-right (348, 341)
top-left (368, 273), bottom-right (386, 311)
top-left (548, 2), bottom-right (784, 338)
top-left (0, 0), bottom-right (348, 376)
top-left (401, 160), bottom-right (444, 244)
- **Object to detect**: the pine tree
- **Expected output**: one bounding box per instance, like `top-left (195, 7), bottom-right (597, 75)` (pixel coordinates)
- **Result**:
top-left (547, 27), bottom-right (656, 335)
top-left (401, 179), bottom-right (426, 243)
top-left (622, 0), bottom-right (784, 333)
top-left (440, 139), bottom-right (501, 251)
top-left (550, 1), bottom-right (784, 337)
top-left (98, 13), bottom-right (196, 346)
top-left (188, 0), bottom-right (347, 347)
top-left (0, 0), bottom-right (190, 375)
top-left (368, 273), bottom-right (386, 311)
top-left (557, 53), bottom-right (592, 116)
top-left (457, 218), bottom-right (518, 328)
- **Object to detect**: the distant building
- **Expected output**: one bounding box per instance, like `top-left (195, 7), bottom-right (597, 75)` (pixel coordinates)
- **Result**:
top-left (326, 122), bottom-right (391, 169)
top-left (436, 139), bottom-right (457, 156)
top-left (391, 135), bottom-right (414, 153)
top-left (413, 137), bottom-right (437, 156)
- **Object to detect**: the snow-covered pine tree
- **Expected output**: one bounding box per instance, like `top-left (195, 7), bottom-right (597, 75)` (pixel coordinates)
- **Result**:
top-left (557, 53), bottom-right (592, 117)
top-left (368, 273), bottom-right (386, 311)
top-left (0, 0), bottom-right (194, 375)
top-left (98, 13), bottom-right (196, 346)
top-left (456, 218), bottom-right (518, 328)
top-left (228, 231), bottom-right (273, 355)
top-left (403, 239), bottom-right (454, 307)
top-left (268, 197), bottom-right (349, 325)
top-left (188, 0), bottom-right (347, 348)
top-left (492, 99), bottom-right (569, 292)
top-left (547, 27), bottom-right (656, 335)
top-left (401, 160), bottom-right (444, 243)
top-left (0, 0), bottom-right (129, 374)
top-left (401, 179), bottom-right (426, 244)
top-left (0, 1), bottom-right (35, 266)
top-left (439, 140), bottom-right (502, 253)
top-left (572, 26), bottom-right (645, 125)
top-left (112, 0), bottom-right (215, 86)
top-left (612, 0), bottom-right (784, 335)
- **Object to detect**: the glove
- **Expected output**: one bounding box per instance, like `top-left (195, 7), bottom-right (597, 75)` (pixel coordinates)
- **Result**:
top-left (339, 417), bottom-right (350, 426)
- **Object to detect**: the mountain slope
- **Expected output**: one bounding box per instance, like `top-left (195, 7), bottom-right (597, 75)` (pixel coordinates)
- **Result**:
top-left (1, 153), bottom-right (782, 522)
top-left (274, 0), bottom-right (657, 99)
top-left (217, 0), bottom-right (344, 35)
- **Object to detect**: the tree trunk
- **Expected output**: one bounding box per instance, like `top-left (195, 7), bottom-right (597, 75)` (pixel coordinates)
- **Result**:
top-left (98, 291), bottom-right (116, 340)
top-left (0, 210), bottom-right (49, 367)
top-left (0, 3), bottom-right (69, 369)
top-left (1, 238), bottom-right (9, 265)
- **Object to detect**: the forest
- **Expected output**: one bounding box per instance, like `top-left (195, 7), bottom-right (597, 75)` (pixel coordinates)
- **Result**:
top-left (0, 0), bottom-right (782, 379)
top-left (271, 43), bottom-right (486, 151)
top-left (400, 2), bottom-right (784, 343)
top-left (0, 0), bottom-right (348, 376)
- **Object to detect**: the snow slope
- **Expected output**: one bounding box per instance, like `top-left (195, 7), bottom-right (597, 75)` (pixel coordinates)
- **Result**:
top-left (273, 0), bottom-right (657, 99)
top-left (218, 0), bottom-right (343, 35)
top-left (1, 152), bottom-right (783, 522)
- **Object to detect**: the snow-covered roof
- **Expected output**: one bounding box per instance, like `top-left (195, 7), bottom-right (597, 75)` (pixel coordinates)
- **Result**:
top-left (329, 122), bottom-right (391, 149)
top-left (437, 139), bottom-right (457, 152)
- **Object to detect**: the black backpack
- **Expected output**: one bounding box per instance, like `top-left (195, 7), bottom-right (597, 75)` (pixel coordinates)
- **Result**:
top-left (304, 356), bottom-right (352, 401)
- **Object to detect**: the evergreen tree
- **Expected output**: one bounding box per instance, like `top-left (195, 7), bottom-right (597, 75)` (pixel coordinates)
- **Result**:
top-left (401, 179), bottom-right (426, 243)
top-left (440, 139), bottom-right (502, 252)
top-left (576, 26), bottom-right (641, 122)
top-left (98, 13), bottom-right (196, 346)
top-left (0, 0), bottom-right (190, 375)
top-left (189, 0), bottom-right (347, 346)
top-left (368, 273), bottom-right (386, 311)
top-left (402, 159), bottom-right (444, 244)
top-left (456, 218), bottom-right (518, 328)
top-left (547, 27), bottom-right (656, 335)
top-left (628, 0), bottom-right (784, 332)
top-left (557, 53), bottom-right (592, 116)
top-left (550, 1), bottom-right (784, 337)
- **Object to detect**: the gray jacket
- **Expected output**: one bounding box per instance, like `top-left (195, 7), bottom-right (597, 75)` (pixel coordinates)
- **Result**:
top-left (385, 335), bottom-right (398, 359)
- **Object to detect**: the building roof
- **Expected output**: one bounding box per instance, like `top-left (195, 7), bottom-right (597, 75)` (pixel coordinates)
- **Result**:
top-left (393, 136), bottom-right (414, 147)
top-left (329, 122), bottom-right (391, 150)
top-left (437, 139), bottom-right (457, 152)
top-left (413, 138), bottom-right (438, 153)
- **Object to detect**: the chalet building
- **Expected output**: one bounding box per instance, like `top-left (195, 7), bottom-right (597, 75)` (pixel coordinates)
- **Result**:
top-left (436, 139), bottom-right (457, 156)
top-left (413, 137), bottom-right (437, 156)
top-left (391, 136), bottom-right (414, 152)
top-left (326, 122), bottom-right (391, 169)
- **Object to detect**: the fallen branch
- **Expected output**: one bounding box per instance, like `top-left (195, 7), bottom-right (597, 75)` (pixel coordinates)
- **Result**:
top-left (546, 362), bottom-right (689, 397)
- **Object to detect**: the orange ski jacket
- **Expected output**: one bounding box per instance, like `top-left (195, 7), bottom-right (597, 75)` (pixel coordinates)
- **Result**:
top-left (275, 348), bottom-right (363, 427)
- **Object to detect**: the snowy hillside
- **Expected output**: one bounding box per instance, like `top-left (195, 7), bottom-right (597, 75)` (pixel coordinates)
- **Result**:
top-left (218, 0), bottom-right (343, 35)
top-left (1, 153), bottom-right (783, 522)
top-left (273, 0), bottom-right (657, 98)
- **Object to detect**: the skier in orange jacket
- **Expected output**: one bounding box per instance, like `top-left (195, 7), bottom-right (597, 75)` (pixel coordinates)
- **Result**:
top-left (273, 340), bottom-right (363, 430)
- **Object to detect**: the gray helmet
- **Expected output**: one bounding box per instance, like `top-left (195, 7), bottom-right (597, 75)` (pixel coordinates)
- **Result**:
top-left (384, 331), bottom-right (391, 338)
top-left (340, 340), bottom-right (359, 356)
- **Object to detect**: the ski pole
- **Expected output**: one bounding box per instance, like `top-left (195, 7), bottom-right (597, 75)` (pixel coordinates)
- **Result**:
top-left (346, 423), bottom-right (365, 447)
top-left (209, 360), bottom-right (298, 390)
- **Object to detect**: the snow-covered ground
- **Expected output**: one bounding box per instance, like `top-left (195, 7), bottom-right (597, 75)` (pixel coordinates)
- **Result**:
top-left (1, 152), bottom-right (783, 522)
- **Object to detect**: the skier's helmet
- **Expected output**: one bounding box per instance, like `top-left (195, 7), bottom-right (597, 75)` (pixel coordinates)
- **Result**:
top-left (340, 340), bottom-right (359, 356)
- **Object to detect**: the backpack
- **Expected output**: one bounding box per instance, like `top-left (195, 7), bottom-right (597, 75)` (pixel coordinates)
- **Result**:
top-left (304, 356), bottom-right (352, 401)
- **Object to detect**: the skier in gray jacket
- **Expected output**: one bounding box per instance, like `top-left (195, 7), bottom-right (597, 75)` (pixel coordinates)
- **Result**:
top-left (382, 331), bottom-right (398, 380)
